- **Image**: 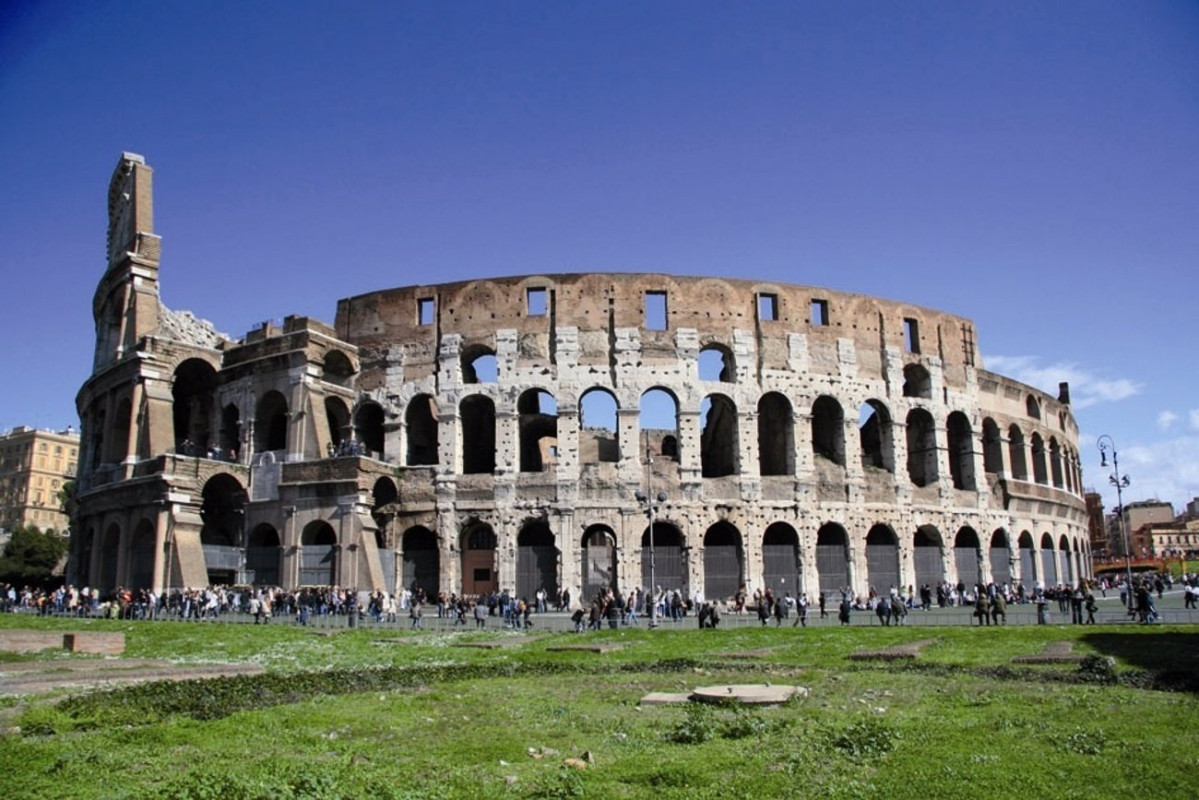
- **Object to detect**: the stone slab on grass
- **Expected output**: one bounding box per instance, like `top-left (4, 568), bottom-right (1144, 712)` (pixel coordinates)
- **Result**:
top-left (1012, 641), bottom-right (1085, 664)
top-left (546, 643), bottom-right (625, 654)
top-left (640, 691), bottom-right (694, 705)
top-left (0, 630), bottom-right (125, 655)
top-left (847, 639), bottom-right (937, 661)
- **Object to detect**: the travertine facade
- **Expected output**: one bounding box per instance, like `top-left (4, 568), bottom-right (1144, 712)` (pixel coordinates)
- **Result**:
top-left (69, 153), bottom-right (1091, 602)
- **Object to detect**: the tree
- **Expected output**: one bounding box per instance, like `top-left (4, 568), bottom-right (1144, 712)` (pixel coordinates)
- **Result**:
top-left (0, 524), bottom-right (68, 586)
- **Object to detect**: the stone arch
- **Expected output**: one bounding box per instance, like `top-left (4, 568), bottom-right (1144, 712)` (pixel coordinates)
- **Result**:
top-left (815, 522), bottom-right (849, 599)
top-left (219, 403), bottom-right (241, 460)
top-left (981, 417), bottom-right (1003, 474)
top-left (701, 393), bottom-right (738, 477)
top-left (903, 364), bottom-right (932, 398)
top-left (255, 391), bottom-right (289, 453)
top-left (698, 343), bottom-right (735, 382)
top-left (370, 477), bottom-right (399, 549)
top-left (580, 387), bottom-right (619, 464)
top-left (758, 392), bottom-right (794, 476)
top-left (1039, 532), bottom-right (1057, 586)
top-left (761, 522), bottom-right (801, 597)
top-left (946, 411), bottom-right (975, 490)
top-left (518, 389), bottom-right (558, 472)
top-left (401, 526), bottom-right (439, 599)
top-left (1008, 424), bottom-right (1028, 480)
top-left (325, 396), bottom-right (351, 451)
top-left (128, 519), bottom-right (156, 590)
top-left (865, 524), bottom-right (900, 596)
top-left (246, 524), bottom-right (281, 587)
top-left (460, 522), bottom-right (498, 596)
top-left (323, 349), bottom-right (356, 388)
top-left (462, 345), bottom-right (498, 384)
top-left (1031, 433), bottom-right (1048, 484)
top-left (906, 408), bottom-right (938, 487)
top-left (110, 397), bottom-right (132, 462)
top-left (405, 394), bottom-right (439, 466)
top-left (642, 521), bottom-right (686, 595)
top-left (953, 526), bottom-right (981, 590)
top-left (1049, 436), bottom-right (1064, 488)
top-left (200, 473), bottom-right (247, 547)
top-left (300, 521), bottom-right (337, 586)
top-left (98, 522), bottom-right (121, 594)
top-left (1017, 531), bottom-right (1036, 587)
top-left (640, 387), bottom-right (679, 462)
top-left (811, 395), bottom-right (845, 466)
top-left (581, 525), bottom-right (618, 601)
top-left (516, 520), bottom-right (558, 601)
top-left (913, 525), bottom-right (945, 591)
top-left (1026, 394), bottom-right (1041, 419)
top-left (702, 521), bottom-right (743, 602)
top-left (172, 358), bottom-right (219, 454)
top-left (354, 400), bottom-right (386, 457)
top-left (858, 400), bottom-right (894, 472)
top-left (1058, 533), bottom-right (1074, 585)
top-left (460, 395), bottom-right (496, 474)
top-left (989, 528), bottom-right (1011, 586)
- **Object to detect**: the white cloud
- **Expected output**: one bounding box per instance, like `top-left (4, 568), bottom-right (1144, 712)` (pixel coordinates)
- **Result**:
top-left (1157, 410), bottom-right (1179, 431)
top-left (983, 355), bottom-right (1141, 410)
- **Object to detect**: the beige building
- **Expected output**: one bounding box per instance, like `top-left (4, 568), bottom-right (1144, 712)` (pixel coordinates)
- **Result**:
top-left (69, 153), bottom-right (1091, 599)
top-left (0, 426), bottom-right (80, 536)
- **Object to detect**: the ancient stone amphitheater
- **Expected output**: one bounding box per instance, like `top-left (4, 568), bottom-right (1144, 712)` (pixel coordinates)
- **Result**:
top-left (70, 153), bottom-right (1090, 605)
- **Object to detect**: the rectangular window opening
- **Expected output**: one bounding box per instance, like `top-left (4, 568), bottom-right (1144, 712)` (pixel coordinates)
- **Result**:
top-left (758, 293), bottom-right (778, 321)
top-left (526, 287), bottom-right (547, 316)
top-left (903, 318), bottom-right (920, 353)
top-left (810, 299), bottom-right (829, 326)
top-left (418, 297), bottom-right (435, 326)
top-left (645, 291), bottom-right (668, 331)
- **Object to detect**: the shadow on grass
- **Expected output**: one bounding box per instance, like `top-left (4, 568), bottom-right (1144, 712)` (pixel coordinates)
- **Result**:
top-left (1081, 630), bottom-right (1199, 692)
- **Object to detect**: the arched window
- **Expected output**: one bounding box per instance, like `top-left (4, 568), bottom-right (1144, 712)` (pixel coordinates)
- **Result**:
top-left (1030, 433), bottom-right (1048, 485)
top-left (405, 395), bottom-right (439, 466)
top-left (906, 408), bottom-right (938, 487)
top-left (355, 400), bottom-right (386, 458)
top-left (1008, 425), bottom-right (1028, 480)
top-left (580, 388), bottom-right (619, 464)
top-left (698, 344), bottom-right (735, 382)
top-left (640, 388), bottom-right (679, 463)
top-left (758, 393), bottom-right (793, 476)
top-left (811, 396), bottom-right (845, 466)
top-left (701, 394), bottom-right (738, 477)
top-left (460, 395), bottom-right (496, 474)
top-left (981, 418), bottom-right (1002, 474)
top-left (858, 400), bottom-right (894, 472)
top-left (518, 389), bottom-right (558, 472)
top-left (462, 345), bottom-right (498, 384)
top-left (902, 364), bottom-right (932, 399)
top-left (946, 411), bottom-right (975, 490)
top-left (255, 391), bottom-right (289, 453)
top-left (172, 358), bottom-right (219, 454)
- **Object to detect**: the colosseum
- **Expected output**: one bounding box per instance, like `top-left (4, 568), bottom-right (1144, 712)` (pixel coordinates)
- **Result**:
top-left (69, 153), bottom-right (1091, 605)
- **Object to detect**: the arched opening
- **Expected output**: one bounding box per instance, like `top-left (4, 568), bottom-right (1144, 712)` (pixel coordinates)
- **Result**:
top-left (581, 525), bottom-right (618, 601)
top-left (371, 477), bottom-right (399, 550)
top-left (580, 388), bottom-right (619, 463)
top-left (1026, 395), bottom-right (1041, 419)
top-left (902, 364), bottom-right (932, 398)
top-left (518, 389), bottom-right (558, 472)
top-left (642, 522), bottom-right (685, 595)
top-left (811, 396), bottom-right (845, 466)
top-left (865, 524), bottom-right (899, 596)
top-left (300, 521), bottom-right (337, 586)
top-left (110, 397), bottom-right (132, 462)
top-left (1040, 532), bottom-right (1057, 586)
top-left (98, 523), bottom-right (120, 594)
top-left (405, 395), bottom-right (439, 466)
top-left (981, 418), bottom-right (1003, 474)
top-left (698, 344), bottom-right (735, 382)
top-left (906, 408), bottom-right (938, 487)
top-left (1049, 437), bottom-right (1064, 488)
top-left (323, 349), bottom-right (355, 388)
top-left (255, 391), bottom-right (289, 453)
top-left (1008, 425), bottom-right (1028, 480)
top-left (858, 400), bottom-right (894, 472)
top-left (460, 395), bottom-right (496, 474)
top-left (946, 411), bottom-right (975, 490)
top-left (1059, 534), bottom-right (1074, 585)
top-left (1018, 531), bottom-right (1036, 587)
top-left (953, 526), bottom-right (981, 591)
top-left (758, 392), bottom-right (793, 476)
top-left (401, 526), bottom-right (439, 600)
top-left (989, 529), bottom-right (1011, 586)
top-left (462, 345), bottom-right (498, 384)
top-left (640, 388), bottom-right (679, 462)
top-left (815, 523), bottom-right (849, 599)
top-left (355, 401), bottom-right (386, 458)
top-left (702, 522), bottom-right (743, 602)
top-left (762, 522), bottom-right (801, 597)
top-left (700, 394), bottom-right (738, 477)
top-left (172, 359), bottom-right (218, 455)
top-left (516, 520), bottom-right (558, 602)
top-left (200, 473), bottom-right (247, 586)
top-left (461, 523), bottom-right (498, 596)
top-left (219, 404), bottom-right (241, 461)
top-left (128, 519), bottom-right (156, 590)
top-left (246, 524), bottom-right (281, 587)
top-left (325, 397), bottom-right (351, 453)
top-left (1031, 433), bottom-right (1048, 485)
top-left (913, 525), bottom-right (944, 591)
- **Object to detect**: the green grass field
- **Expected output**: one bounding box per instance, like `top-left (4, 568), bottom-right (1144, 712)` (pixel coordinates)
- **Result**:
top-left (2, 615), bottom-right (1197, 799)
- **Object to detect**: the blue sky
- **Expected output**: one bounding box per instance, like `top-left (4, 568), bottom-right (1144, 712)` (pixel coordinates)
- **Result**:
top-left (1, 2), bottom-right (1196, 513)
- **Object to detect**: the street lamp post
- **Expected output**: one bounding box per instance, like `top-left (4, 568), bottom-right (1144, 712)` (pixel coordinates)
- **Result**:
top-left (1097, 435), bottom-right (1134, 613)
top-left (635, 439), bottom-right (667, 629)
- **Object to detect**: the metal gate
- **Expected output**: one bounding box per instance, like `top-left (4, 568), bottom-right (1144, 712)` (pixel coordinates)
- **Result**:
top-left (703, 545), bottom-right (742, 603)
top-left (1040, 548), bottom-right (1058, 586)
top-left (245, 546), bottom-right (279, 587)
top-left (402, 546), bottom-right (439, 597)
top-left (1060, 550), bottom-right (1073, 586)
top-left (954, 546), bottom-right (980, 590)
top-left (1019, 547), bottom-right (1035, 588)
top-left (762, 543), bottom-right (801, 597)
top-left (865, 542), bottom-right (899, 595)
top-left (989, 546), bottom-right (1010, 586)
top-left (642, 545), bottom-right (684, 594)
top-left (816, 544), bottom-right (848, 597)
top-left (913, 545), bottom-right (943, 590)
top-left (377, 549), bottom-right (396, 595)
top-left (300, 545), bottom-right (336, 586)
top-left (517, 545), bottom-right (558, 602)
top-left (583, 540), bottom-right (616, 602)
